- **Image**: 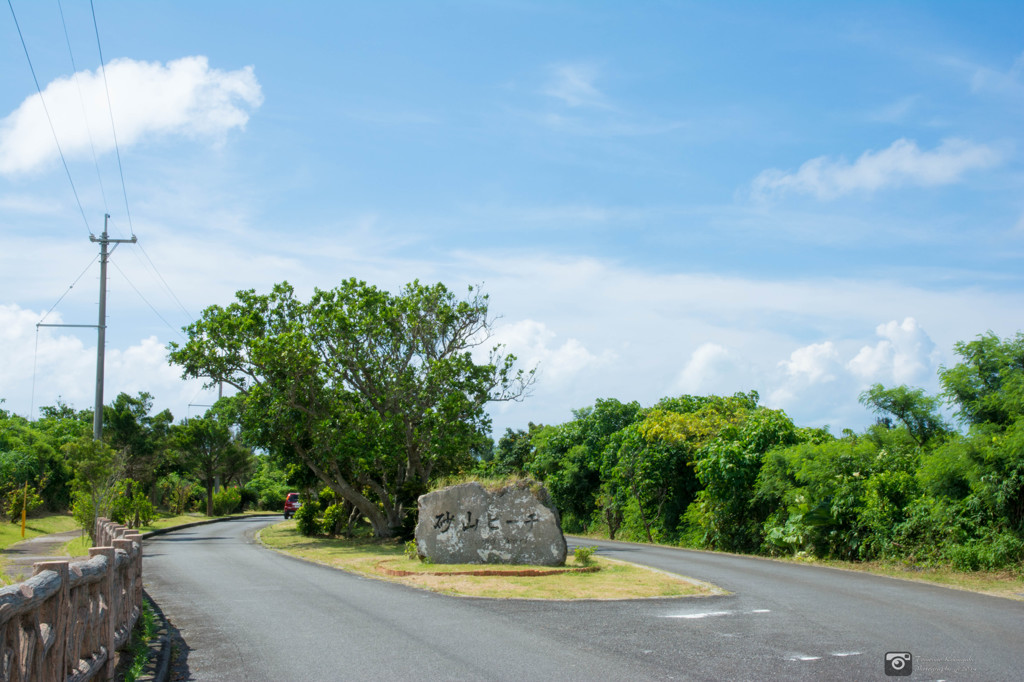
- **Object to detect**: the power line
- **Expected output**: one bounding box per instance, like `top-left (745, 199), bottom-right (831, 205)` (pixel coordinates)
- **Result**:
top-left (110, 258), bottom-right (187, 340)
top-left (57, 0), bottom-right (110, 216)
top-left (7, 0), bottom-right (93, 236)
top-left (136, 241), bottom-right (196, 324)
top-left (90, 0), bottom-right (133, 236)
top-left (37, 254), bottom-right (100, 325)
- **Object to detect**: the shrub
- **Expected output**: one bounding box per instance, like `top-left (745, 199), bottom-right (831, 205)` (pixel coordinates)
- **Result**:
top-left (321, 503), bottom-right (345, 536)
top-left (238, 486), bottom-right (259, 511)
top-left (156, 473), bottom-right (199, 516)
top-left (294, 500), bottom-right (319, 537)
top-left (573, 545), bottom-right (597, 566)
top-left (257, 487), bottom-right (287, 511)
top-left (4, 484), bottom-right (44, 522)
top-left (71, 490), bottom-right (96, 540)
top-left (948, 531), bottom-right (1024, 571)
top-left (212, 487), bottom-right (242, 516)
top-left (109, 479), bottom-right (155, 529)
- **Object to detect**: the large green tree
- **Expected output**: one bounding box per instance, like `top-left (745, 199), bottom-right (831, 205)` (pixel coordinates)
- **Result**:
top-left (103, 392), bottom-right (174, 492)
top-left (173, 411), bottom-right (244, 516)
top-left (858, 383), bottom-right (949, 447)
top-left (168, 279), bottom-right (533, 537)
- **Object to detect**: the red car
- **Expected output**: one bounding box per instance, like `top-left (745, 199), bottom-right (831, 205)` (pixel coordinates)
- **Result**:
top-left (283, 492), bottom-right (301, 519)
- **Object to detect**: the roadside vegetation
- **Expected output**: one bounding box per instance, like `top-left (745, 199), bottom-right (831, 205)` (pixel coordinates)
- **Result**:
top-left (477, 331), bottom-right (1024, 584)
top-left (3, 277), bottom-right (1022, 594)
top-left (1, 391), bottom-right (295, 545)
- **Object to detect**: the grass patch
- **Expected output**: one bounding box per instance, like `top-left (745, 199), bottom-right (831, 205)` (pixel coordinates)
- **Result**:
top-left (789, 556), bottom-right (1024, 600)
top-left (0, 513), bottom-right (79, 551)
top-left (116, 601), bottom-right (158, 682)
top-left (259, 521), bottom-right (720, 600)
top-left (59, 533), bottom-right (92, 558)
top-left (139, 513), bottom-right (217, 532)
top-left (430, 474), bottom-right (538, 492)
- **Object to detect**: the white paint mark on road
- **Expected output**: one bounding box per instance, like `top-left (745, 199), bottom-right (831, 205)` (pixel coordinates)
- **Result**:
top-left (668, 611), bottom-right (733, 619)
top-left (664, 608), bottom-right (770, 619)
top-left (786, 651), bottom-right (863, 662)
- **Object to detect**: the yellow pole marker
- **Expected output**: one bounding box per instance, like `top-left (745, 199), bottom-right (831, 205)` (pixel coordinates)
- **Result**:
top-left (21, 482), bottom-right (28, 538)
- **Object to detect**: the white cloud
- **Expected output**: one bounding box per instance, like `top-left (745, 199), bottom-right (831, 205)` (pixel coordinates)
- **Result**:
top-left (674, 343), bottom-right (742, 394)
top-left (491, 319), bottom-right (615, 385)
top-left (970, 51), bottom-right (1024, 98)
top-left (752, 138), bottom-right (1002, 200)
top-left (0, 303), bottom-right (206, 420)
top-left (8, 242), bottom-right (1022, 436)
top-left (542, 64), bottom-right (609, 108)
top-left (847, 317), bottom-right (939, 385)
top-left (0, 56), bottom-right (263, 175)
top-left (781, 341), bottom-right (840, 384)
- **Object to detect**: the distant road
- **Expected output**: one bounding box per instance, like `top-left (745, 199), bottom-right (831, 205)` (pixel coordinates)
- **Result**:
top-left (143, 517), bottom-right (1024, 680)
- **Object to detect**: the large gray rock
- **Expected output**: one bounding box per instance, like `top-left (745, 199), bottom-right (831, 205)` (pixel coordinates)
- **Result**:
top-left (415, 480), bottom-right (567, 566)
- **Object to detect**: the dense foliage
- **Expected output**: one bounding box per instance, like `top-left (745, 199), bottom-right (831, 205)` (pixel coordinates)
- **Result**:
top-left (0, 391), bottom-right (284, 537)
top-left (168, 279), bottom-right (533, 538)
top-left (481, 332), bottom-right (1024, 570)
top-left (4, 313), bottom-right (1021, 573)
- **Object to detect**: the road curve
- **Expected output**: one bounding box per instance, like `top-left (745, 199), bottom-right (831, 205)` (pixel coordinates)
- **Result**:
top-left (143, 517), bottom-right (1024, 681)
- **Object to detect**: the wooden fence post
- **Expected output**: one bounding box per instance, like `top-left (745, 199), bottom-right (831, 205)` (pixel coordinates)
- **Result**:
top-left (31, 560), bottom-right (70, 682)
top-left (125, 531), bottom-right (144, 614)
top-left (113, 538), bottom-right (136, 648)
top-left (89, 546), bottom-right (117, 681)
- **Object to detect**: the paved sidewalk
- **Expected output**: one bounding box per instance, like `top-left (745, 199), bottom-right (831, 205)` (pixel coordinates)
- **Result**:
top-left (1, 529), bottom-right (88, 579)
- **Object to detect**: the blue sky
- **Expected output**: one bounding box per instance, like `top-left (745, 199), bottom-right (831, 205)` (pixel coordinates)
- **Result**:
top-left (2, 1), bottom-right (1023, 436)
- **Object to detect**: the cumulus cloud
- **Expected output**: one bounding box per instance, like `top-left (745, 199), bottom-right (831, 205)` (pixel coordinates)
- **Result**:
top-left (752, 138), bottom-right (1001, 200)
top-left (674, 343), bottom-right (733, 394)
top-left (542, 63), bottom-right (609, 108)
top-left (0, 56), bottom-right (263, 175)
top-left (847, 317), bottom-right (939, 385)
top-left (491, 319), bottom-right (615, 385)
top-left (780, 341), bottom-right (840, 384)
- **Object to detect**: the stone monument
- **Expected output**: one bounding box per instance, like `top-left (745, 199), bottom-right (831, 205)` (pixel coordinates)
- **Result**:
top-left (415, 479), bottom-right (567, 566)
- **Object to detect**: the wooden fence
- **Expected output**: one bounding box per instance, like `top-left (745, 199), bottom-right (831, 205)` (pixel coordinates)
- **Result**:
top-left (0, 518), bottom-right (143, 682)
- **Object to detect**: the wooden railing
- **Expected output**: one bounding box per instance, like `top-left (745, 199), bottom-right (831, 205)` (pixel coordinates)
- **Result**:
top-left (0, 518), bottom-right (143, 682)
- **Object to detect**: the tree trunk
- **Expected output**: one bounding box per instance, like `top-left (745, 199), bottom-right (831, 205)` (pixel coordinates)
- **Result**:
top-left (631, 485), bottom-right (654, 544)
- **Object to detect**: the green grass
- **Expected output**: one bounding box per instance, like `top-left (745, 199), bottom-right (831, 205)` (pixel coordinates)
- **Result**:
top-left (0, 513), bottom-right (79, 551)
top-left (783, 556), bottom-right (1024, 600)
top-left (119, 601), bottom-right (157, 682)
top-left (259, 521), bottom-right (722, 600)
top-left (138, 513), bottom-right (217, 532)
top-left (59, 533), bottom-right (92, 557)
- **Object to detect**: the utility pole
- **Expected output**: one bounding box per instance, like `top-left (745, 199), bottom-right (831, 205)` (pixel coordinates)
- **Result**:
top-left (38, 214), bottom-right (136, 441)
top-left (90, 215), bottom-right (136, 440)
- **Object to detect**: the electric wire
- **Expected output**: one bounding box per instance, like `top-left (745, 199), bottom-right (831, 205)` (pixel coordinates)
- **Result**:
top-left (89, 0), bottom-right (133, 236)
top-left (7, 0), bottom-right (93, 236)
top-left (57, 0), bottom-right (109, 216)
top-left (36, 255), bottom-right (100, 325)
top-left (109, 259), bottom-right (187, 340)
top-left (136, 241), bottom-right (196, 323)
top-left (31, 254), bottom-right (99, 420)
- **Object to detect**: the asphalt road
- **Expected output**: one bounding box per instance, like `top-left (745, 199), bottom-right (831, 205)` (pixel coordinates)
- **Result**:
top-left (143, 517), bottom-right (1024, 681)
